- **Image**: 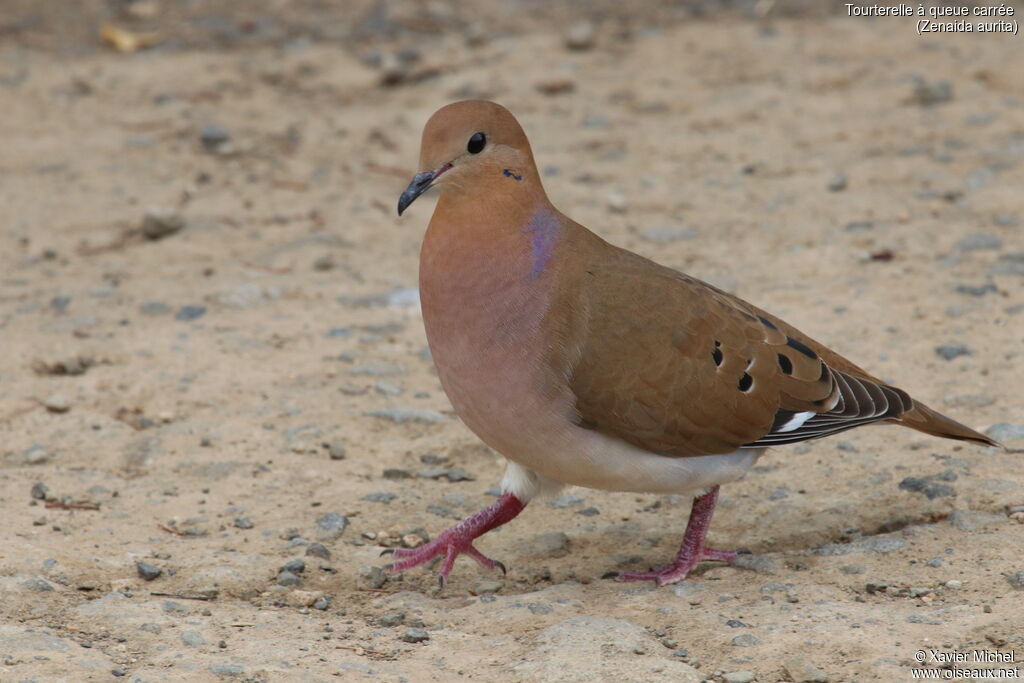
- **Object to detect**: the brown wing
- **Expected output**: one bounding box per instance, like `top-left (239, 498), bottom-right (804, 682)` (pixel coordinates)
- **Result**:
top-left (565, 242), bottom-right (996, 457)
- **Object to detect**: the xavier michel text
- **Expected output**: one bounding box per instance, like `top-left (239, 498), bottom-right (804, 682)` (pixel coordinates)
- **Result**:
top-left (916, 649), bottom-right (1017, 664)
top-left (846, 3), bottom-right (1019, 33)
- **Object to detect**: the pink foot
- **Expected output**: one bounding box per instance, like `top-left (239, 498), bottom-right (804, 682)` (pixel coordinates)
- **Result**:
top-left (605, 486), bottom-right (736, 586)
top-left (382, 492), bottom-right (525, 586)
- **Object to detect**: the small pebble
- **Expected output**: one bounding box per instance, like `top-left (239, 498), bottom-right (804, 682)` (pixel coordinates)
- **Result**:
top-left (730, 634), bottom-right (761, 647)
top-left (935, 344), bottom-right (971, 361)
top-left (140, 207), bottom-right (185, 240)
top-left (1005, 571), bottom-right (1024, 590)
top-left (234, 517), bottom-right (254, 529)
top-left (315, 512), bottom-right (349, 541)
top-left (474, 579), bottom-right (503, 594)
top-left (327, 442), bottom-right (347, 460)
top-left (30, 482), bottom-right (49, 500)
top-left (955, 233), bottom-right (1002, 251)
top-left (281, 559), bottom-right (306, 574)
top-left (175, 305), bottom-right (206, 321)
top-left (565, 20), bottom-right (596, 50)
top-left (277, 570), bottom-right (301, 586)
top-left (827, 172), bottom-right (848, 192)
top-left (723, 672), bottom-right (756, 683)
top-left (379, 612), bottom-right (405, 627)
top-left (43, 394), bottom-right (71, 413)
top-left (400, 627), bottom-right (430, 643)
top-left (200, 123), bottom-right (231, 152)
top-left (358, 565), bottom-right (386, 589)
top-left (136, 561), bottom-right (163, 581)
top-left (912, 78), bottom-right (953, 106)
top-left (305, 543), bottom-right (331, 559)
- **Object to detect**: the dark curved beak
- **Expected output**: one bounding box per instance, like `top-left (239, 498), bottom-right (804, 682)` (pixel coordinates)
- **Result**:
top-left (397, 163), bottom-right (452, 216)
top-left (397, 171), bottom-right (434, 216)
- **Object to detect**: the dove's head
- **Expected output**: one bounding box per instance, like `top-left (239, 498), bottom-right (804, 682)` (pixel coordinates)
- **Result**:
top-left (398, 100), bottom-right (540, 215)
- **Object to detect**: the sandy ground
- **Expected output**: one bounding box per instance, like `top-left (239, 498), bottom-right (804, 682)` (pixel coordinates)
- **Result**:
top-left (1, 3), bottom-right (1023, 682)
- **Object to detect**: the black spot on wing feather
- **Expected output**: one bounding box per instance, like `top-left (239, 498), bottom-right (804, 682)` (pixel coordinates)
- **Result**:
top-left (785, 336), bottom-right (818, 359)
top-left (777, 354), bottom-right (793, 375)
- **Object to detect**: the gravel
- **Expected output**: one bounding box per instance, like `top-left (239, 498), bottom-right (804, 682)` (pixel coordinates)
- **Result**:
top-left (135, 562), bottom-right (163, 581)
top-left (400, 627), bottom-right (430, 643)
top-left (730, 634), bottom-right (761, 647)
top-left (364, 408), bottom-right (446, 424)
top-left (277, 570), bottom-right (301, 586)
top-left (305, 543), bottom-right (331, 560)
top-left (935, 344), bottom-right (972, 361)
top-left (315, 512), bottom-right (349, 541)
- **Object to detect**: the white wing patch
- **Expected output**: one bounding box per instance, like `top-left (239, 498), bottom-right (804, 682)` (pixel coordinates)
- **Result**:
top-left (776, 410), bottom-right (816, 433)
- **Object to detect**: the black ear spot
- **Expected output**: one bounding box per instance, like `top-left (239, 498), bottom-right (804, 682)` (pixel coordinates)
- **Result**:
top-left (785, 336), bottom-right (817, 359)
top-left (467, 132), bottom-right (486, 154)
top-left (777, 353), bottom-right (793, 375)
top-left (738, 372), bottom-right (753, 392)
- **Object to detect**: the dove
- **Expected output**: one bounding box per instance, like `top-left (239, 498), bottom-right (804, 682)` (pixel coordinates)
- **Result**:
top-left (387, 100), bottom-right (999, 586)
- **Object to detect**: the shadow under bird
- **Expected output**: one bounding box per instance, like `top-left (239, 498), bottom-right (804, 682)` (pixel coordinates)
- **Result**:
top-left (389, 100), bottom-right (1000, 587)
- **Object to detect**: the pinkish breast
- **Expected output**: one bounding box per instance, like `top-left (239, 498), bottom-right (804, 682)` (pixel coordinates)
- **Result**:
top-left (419, 210), bottom-right (565, 456)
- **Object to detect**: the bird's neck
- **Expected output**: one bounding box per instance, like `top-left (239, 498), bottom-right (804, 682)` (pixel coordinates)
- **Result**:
top-left (423, 181), bottom-right (560, 286)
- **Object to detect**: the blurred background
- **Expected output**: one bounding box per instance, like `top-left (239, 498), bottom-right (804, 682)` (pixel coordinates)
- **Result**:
top-left (1, 2), bottom-right (1022, 681)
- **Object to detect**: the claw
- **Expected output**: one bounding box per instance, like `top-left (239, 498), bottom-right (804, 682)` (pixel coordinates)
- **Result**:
top-left (380, 548), bottom-right (396, 557)
top-left (382, 563), bottom-right (394, 572)
top-left (601, 571), bottom-right (618, 580)
top-left (437, 574), bottom-right (447, 590)
top-left (494, 560), bottom-right (507, 576)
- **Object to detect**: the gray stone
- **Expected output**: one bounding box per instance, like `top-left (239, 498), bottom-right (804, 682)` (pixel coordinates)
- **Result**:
top-left (898, 477), bottom-right (956, 499)
top-left (141, 207), bottom-right (185, 240)
top-left (209, 664), bottom-right (245, 676)
top-left (200, 124), bottom-right (231, 151)
top-left (363, 492), bottom-right (396, 504)
top-left (783, 657), bottom-right (830, 682)
top-left (474, 580), bottom-right (503, 594)
top-left (276, 570), bottom-right (301, 586)
top-left (175, 305), bottom-right (206, 321)
top-left (730, 634), bottom-right (761, 647)
top-left (327, 442), bottom-right (347, 460)
top-left (986, 423), bottom-right (1024, 443)
top-left (827, 172), bottom-right (848, 192)
top-left (912, 78), bottom-right (953, 106)
top-left (723, 672), bottom-right (756, 683)
top-left (565, 20), bottom-right (596, 50)
top-left (315, 512), bottom-right (349, 541)
top-left (305, 543), bottom-right (331, 560)
top-left (42, 393), bottom-right (71, 413)
top-left (30, 482), bottom-right (48, 500)
top-left (233, 517), bottom-right (254, 529)
top-left (21, 576), bottom-right (54, 592)
top-left (935, 344), bottom-right (972, 361)
top-left (549, 495), bottom-right (583, 508)
top-left (1005, 571), bottom-right (1024, 589)
top-left (181, 630), bottom-right (205, 647)
top-left (672, 581), bottom-right (704, 598)
top-left (400, 627), bottom-right (430, 643)
top-left (950, 509), bottom-right (1004, 531)
top-left (365, 408), bottom-right (445, 424)
top-left (955, 233), bottom-right (1002, 251)
top-left (378, 612), bottom-right (405, 627)
top-left (358, 565), bottom-right (386, 589)
top-left (418, 467), bottom-right (474, 482)
top-left (281, 559), bottom-right (306, 574)
top-left (136, 562), bottom-right (162, 581)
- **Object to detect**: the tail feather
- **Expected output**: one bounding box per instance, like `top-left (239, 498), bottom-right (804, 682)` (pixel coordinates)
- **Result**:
top-left (895, 401), bottom-right (1001, 449)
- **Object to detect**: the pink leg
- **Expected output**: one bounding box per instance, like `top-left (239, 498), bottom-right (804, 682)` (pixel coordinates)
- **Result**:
top-left (382, 492), bottom-right (526, 586)
top-left (606, 486), bottom-right (737, 586)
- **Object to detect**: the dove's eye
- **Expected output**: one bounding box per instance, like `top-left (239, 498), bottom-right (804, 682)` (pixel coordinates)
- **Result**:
top-left (467, 132), bottom-right (486, 154)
